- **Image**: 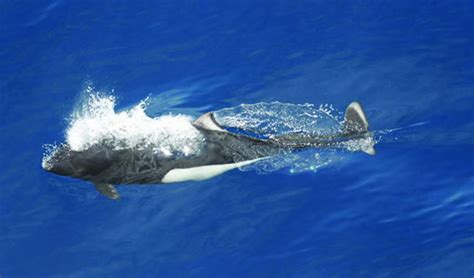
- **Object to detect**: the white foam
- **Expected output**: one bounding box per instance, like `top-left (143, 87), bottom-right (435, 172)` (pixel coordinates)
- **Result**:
top-left (65, 87), bottom-right (204, 157)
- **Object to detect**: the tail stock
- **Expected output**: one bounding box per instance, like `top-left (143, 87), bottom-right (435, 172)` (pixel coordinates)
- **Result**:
top-left (272, 101), bottom-right (376, 155)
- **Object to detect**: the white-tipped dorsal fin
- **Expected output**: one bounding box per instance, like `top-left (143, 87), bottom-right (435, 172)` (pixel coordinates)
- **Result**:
top-left (193, 112), bottom-right (227, 132)
top-left (94, 183), bottom-right (120, 200)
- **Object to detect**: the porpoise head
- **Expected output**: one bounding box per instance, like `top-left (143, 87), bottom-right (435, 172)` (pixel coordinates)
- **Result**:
top-left (42, 144), bottom-right (113, 179)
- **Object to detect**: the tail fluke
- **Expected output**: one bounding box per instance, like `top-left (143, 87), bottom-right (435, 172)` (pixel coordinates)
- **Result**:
top-left (343, 102), bottom-right (376, 155)
top-left (198, 102), bottom-right (377, 156)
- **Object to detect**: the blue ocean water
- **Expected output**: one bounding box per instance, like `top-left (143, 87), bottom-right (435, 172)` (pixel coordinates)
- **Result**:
top-left (1, 1), bottom-right (473, 277)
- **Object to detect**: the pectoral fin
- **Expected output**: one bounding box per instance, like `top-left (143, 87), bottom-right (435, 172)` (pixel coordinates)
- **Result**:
top-left (94, 183), bottom-right (120, 200)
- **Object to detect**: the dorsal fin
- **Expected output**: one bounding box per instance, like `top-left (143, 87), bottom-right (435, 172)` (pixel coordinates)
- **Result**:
top-left (94, 183), bottom-right (120, 200)
top-left (343, 101), bottom-right (369, 134)
top-left (193, 112), bottom-right (227, 132)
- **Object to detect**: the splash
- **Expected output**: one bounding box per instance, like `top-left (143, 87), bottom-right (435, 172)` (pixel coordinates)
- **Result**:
top-left (214, 102), bottom-right (351, 173)
top-left (214, 102), bottom-right (342, 138)
top-left (41, 143), bottom-right (63, 170)
top-left (65, 85), bottom-right (205, 157)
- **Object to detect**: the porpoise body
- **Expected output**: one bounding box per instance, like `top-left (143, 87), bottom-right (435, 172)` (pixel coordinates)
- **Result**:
top-left (43, 102), bottom-right (375, 199)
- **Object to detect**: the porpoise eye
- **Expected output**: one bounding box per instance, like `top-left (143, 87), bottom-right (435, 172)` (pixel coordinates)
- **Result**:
top-left (76, 166), bottom-right (87, 175)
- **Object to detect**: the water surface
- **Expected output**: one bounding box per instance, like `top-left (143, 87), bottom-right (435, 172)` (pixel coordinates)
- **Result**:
top-left (1, 1), bottom-right (473, 277)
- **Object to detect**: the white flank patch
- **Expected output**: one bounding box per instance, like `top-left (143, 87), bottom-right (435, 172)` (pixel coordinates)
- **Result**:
top-left (161, 158), bottom-right (263, 183)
